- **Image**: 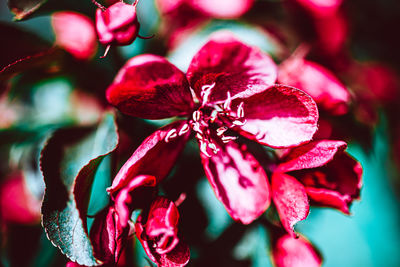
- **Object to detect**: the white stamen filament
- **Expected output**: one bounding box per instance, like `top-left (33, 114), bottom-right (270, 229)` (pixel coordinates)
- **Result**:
top-left (210, 110), bottom-right (218, 123)
top-left (237, 102), bottom-right (245, 118)
top-left (223, 91), bottom-right (232, 110)
top-left (200, 82), bottom-right (215, 104)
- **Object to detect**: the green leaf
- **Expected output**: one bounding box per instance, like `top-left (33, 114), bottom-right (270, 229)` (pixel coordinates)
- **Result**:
top-left (40, 112), bottom-right (118, 266)
top-left (7, 0), bottom-right (48, 20)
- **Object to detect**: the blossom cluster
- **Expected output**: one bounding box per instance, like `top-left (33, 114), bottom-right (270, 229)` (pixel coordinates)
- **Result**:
top-left (2, 0), bottom-right (398, 266)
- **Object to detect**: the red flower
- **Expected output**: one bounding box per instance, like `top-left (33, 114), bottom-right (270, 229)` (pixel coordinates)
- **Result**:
top-left (135, 196), bottom-right (190, 267)
top-left (106, 31), bottom-right (319, 225)
top-left (272, 140), bottom-right (362, 236)
top-left (96, 2), bottom-right (140, 47)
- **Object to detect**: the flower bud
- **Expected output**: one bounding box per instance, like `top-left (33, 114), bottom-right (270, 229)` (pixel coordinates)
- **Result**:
top-left (96, 2), bottom-right (140, 46)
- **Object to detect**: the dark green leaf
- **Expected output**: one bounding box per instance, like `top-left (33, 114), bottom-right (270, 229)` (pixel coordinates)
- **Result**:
top-left (40, 112), bottom-right (118, 266)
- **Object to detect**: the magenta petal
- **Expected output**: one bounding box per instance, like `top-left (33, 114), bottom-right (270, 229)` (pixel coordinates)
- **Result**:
top-left (297, 153), bottom-right (363, 214)
top-left (187, 0), bottom-right (254, 18)
top-left (187, 31), bottom-right (277, 104)
top-left (278, 59), bottom-right (350, 115)
top-left (200, 141), bottom-right (270, 224)
top-left (236, 84), bottom-right (319, 148)
top-left (135, 197), bottom-right (190, 267)
top-left (145, 197), bottom-right (180, 255)
top-left (115, 175), bottom-right (157, 228)
top-left (272, 172), bottom-right (309, 237)
top-left (276, 140), bottom-right (347, 172)
top-left (90, 206), bottom-right (129, 264)
top-left (137, 221), bottom-right (190, 267)
top-left (159, 241), bottom-right (190, 267)
top-left (272, 234), bottom-right (322, 267)
top-left (106, 54), bottom-right (194, 119)
top-left (108, 121), bottom-right (189, 196)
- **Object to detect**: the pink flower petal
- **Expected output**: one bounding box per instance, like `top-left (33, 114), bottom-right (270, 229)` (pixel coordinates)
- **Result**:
top-left (106, 55), bottom-right (194, 119)
top-left (272, 234), bottom-right (322, 267)
top-left (276, 140), bottom-right (347, 172)
top-left (187, 31), bottom-right (277, 104)
top-left (159, 241), bottom-right (190, 267)
top-left (272, 172), bottom-right (309, 237)
top-left (52, 11), bottom-right (97, 60)
top-left (188, 0), bottom-right (254, 19)
top-left (145, 197), bottom-right (180, 255)
top-left (278, 58), bottom-right (350, 115)
top-left (297, 152), bottom-right (362, 214)
top-left (108, 121), bottom-right (189, 196)
top-left (135, 197), bottom-right (190, 267)
top-left (115, 175), bottom-right (157, 228)
top-left (89, 206), bottom-right (129, 264)
top-left (235, 84), bottom-right (319, 148)
top-left (200, 141), bottom-right (271, 224)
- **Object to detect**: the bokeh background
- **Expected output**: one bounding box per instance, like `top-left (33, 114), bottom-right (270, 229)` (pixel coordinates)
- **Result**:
top-left (1, 0), bottom-right (400, 266)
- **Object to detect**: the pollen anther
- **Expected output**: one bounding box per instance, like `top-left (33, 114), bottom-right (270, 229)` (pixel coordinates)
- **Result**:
top-left (178, 123), bottom-right (189, 135)
top-left (193, 110), bottom-right (201, 122)
top-left (165, 128), bottom-right (177, 143)
top-left (221, 135), bottom-right (238, 143)
top-left (216, 126), bottom-right (228, 136)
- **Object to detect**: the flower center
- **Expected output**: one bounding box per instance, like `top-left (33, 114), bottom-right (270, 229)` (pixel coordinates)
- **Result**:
top-left (164, 84), bottom-right (246, 157)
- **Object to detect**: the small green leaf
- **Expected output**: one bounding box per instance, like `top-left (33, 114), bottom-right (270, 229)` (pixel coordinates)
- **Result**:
top-left (40, 112), bottom-right (118, 266)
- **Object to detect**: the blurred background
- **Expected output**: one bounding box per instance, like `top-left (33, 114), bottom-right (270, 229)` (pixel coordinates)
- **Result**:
top-left (0, 0), bottom-right (400, 266)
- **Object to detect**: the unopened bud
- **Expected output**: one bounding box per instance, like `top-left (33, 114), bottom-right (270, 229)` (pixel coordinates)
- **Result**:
top-left (96, 2), bottom-right (140, 47)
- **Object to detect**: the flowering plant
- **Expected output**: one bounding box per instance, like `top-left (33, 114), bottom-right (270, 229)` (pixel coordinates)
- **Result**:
top-left (1, 0), bottom-right (399, 266)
